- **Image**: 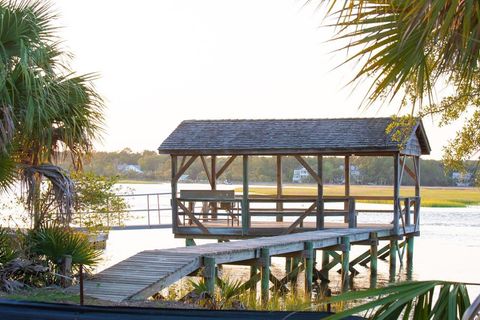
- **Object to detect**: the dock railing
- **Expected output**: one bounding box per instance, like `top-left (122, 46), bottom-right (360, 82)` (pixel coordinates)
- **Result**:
top-left (175, 193), bottom-right (360, 237)
top-left (74, 192), bottom-right (173, 229)
top-left (72, 191), bottom-right (421, 235)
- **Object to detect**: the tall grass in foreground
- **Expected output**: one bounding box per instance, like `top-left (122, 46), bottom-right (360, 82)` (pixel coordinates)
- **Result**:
top-left (186, 278), bottom-right (472, 319)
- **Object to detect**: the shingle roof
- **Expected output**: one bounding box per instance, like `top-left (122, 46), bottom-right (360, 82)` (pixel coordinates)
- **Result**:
top-left (158, 118), bottom-right (431, 155)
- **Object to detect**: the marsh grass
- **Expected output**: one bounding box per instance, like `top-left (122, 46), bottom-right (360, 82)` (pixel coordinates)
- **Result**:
top-left (240, 185), bottom-right (480, 208)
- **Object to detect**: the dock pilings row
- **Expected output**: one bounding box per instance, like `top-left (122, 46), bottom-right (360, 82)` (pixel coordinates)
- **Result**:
top-left (188, 232), bottom-right (416, 304)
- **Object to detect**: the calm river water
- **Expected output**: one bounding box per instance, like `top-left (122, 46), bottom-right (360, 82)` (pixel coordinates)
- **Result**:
top-left (97, 183), bottom-right (480, 297)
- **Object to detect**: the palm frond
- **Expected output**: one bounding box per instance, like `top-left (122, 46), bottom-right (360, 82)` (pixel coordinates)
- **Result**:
top-left (28, 226), bottom-right (101, 267)
top-left (320, 0), bottom-right (480, 109)
top-left (323, 280), bottom-right (471, 320)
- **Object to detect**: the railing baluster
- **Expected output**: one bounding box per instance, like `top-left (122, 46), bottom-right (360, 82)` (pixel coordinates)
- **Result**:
top-left (157, 194), bottom-right (161, 224)
top-left (146, 194), bottom-right (151, 227)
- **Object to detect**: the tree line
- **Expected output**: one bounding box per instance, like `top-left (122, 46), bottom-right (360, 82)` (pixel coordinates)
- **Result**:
top-left (56, 149), bottom-right (477, 187)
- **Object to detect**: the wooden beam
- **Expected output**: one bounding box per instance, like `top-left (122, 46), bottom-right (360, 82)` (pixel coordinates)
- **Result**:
top-left (215, 156), bottom-right (237, 179)
top-left (284, 202), bottom-right (317, 234)
top-left (177, 201), bottom-right (210, 234)
top-left (276, 156), bottom-right (283, 222)
top-left (393, 154), bottom-right (400, 235)
top-left (341, 236), bottom-right (350, 292)
top-left (294, 155), bottom-right (322, 185)
top-left (260, 248), bottom-right (270, 305)
top-left (400, 157), bottom-right (417, 183)
top-left (344, 156), bottom-right (350, 220)
top-left (344, 156), bottom-right (350, 196)
top-left (389, 240), bottom-right (397, 282)
top-left (370, 232), bottom-right (378, 288)
top-left (200, 156), bottom-right (212, 186)
top-left (203, 257), bottom-right (216, 295)
top-left (211, 156), bottom-right (216, 190)
top-left (171, 156), bottom-right (178, 231)
top-left (179, 156), bottom-right (186, 170)
top-left (173, 155), bottom-right (198, 182)
top-left (242, 155), bottom-right (249, 234)
top-left (211, 156), bottom-right (217, 219)
top-left (317, 155), bottom-right (324, 229)
top-left (399, 155), bottom-right (406, 185)
top-left (406, 236), bottom-right (414, 280)
top-left (304, 242), bottom-right (314, 295)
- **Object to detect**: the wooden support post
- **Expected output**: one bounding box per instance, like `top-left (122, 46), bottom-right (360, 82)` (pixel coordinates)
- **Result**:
top-left (291, 257), bottom-right (300, 289)
top-left (341, 236), bottom-right (350, 292)
top-left (304, 242), bottom-right (314, 295)
top-left (344, 155), bottom-right (350, 222)
top-left (260, 248), bottom-right (270, 305)
top-left (370, 232), bottom-right (378, 288)
top-left (407, 236), bottom-right (414, 280)
top-left (317, 155), bottom-right (324, 229)
top-left (321, 250), bottom-right (330, 282)
top-left (414, 156), bottom-right (421, 230)
top-left (405, 198), bottom-right (411, 226)
top-left (171, 155), bottom-right (178, 231)
top-left (348, 198), bottom-right (356, 228)
top-left (185, 238), bottom-right (196, 247)
top-left (204, 257), bottom-right (216, 296)
top-left (60, 255), bottom-right (72, 288)
top-left (285, 257), bottom-right (292, 274)
top-left (250, 265), bottom-right (258, 302)
top-left (389, 239), bottom-right (397, 282)
top-left (79, 264), bottom-right (84, 305)
top-left (276, 155), bottom-right (283, 222)
top-left (211, 156), bottom-right (217, 219)
top-left (393, 154), bottom-right (400, 235)
top-left (242, 155), bottom-right (249, 235)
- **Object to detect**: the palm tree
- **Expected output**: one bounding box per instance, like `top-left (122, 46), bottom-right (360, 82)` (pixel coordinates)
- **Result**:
top-left (320, 0), bottom-right (480, 167)
top-left (0, 0), bottom-right (104, 228)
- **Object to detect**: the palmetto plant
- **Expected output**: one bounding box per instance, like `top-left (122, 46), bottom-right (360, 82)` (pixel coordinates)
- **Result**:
top-left (324, 280), bottom-right (471, 320)
top-left (0, 0), bottom-right (104, 227)
top-left (0, 228), bottom-right (17, 265)
top-left (27, 227), bottom-right (101, 270)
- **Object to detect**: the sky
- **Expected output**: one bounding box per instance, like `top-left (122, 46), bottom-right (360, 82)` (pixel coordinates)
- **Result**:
top-left (54, 0), bottom-right (461, 159)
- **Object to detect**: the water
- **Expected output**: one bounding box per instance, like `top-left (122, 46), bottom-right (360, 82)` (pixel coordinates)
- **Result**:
top-left (98, 183), bottom-right (480, 298)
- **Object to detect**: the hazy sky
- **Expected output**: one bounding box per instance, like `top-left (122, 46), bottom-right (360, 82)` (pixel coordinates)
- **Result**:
top-left (54, 0), bottom-right (460, 159)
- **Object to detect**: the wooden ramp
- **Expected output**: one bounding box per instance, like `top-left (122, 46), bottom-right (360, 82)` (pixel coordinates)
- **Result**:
top-left (84, 226), bottom-right (414, 302)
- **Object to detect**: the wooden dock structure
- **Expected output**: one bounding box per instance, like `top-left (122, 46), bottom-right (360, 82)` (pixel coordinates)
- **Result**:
top-left (83, 224), bottom-right (417, 302)
top-left (157, 118), bottom-right (430, 240)
top-left (80, 118), bottom-right (432, 303)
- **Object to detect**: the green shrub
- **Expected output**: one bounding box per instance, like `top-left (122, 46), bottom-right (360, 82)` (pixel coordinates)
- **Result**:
top-left (28, 227), bottom-right (101, 269)
top-left (0, 228), bottom-right (17, 265)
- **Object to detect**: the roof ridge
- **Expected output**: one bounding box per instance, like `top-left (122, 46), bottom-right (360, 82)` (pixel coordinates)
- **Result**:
top-left (181, 117), bottom-right (394, 122)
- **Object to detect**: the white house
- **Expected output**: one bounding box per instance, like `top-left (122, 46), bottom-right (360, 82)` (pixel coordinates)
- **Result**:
top-left (452, 171), bottom-right (473, 187)
top-left (117, 164), bottom-right (143, 174)
top-left (292, 167), bottom-right (309, 183)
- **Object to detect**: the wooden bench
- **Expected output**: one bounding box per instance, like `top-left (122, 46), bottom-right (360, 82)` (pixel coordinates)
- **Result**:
top-left (179, 190), bottom-right (239, 226)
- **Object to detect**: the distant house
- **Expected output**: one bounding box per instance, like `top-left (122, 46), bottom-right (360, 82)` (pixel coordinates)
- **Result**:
top-left (117, 164), bottom-right (143, 174)
top-left (339, 164), bottom-right (361, 183)
top-left (452, 171), bottom-right (473, 187)
top-left (292, 167), bottom-right (309, 183)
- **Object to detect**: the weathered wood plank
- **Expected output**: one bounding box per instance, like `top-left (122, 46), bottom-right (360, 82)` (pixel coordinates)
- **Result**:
top-left (84, 226), bottom-right (415, 302)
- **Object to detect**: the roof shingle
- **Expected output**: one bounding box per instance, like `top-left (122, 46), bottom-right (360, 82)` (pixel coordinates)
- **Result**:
top-left (158, 118), bottom-right (430, 155)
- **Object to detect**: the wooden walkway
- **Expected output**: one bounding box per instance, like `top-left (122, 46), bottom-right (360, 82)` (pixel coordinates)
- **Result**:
top-left (83, 225), bottom-right (415, 302)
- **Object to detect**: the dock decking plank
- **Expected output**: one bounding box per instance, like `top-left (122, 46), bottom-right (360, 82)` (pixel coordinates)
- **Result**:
top-left (83, 225), bottom-right (412, 302)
